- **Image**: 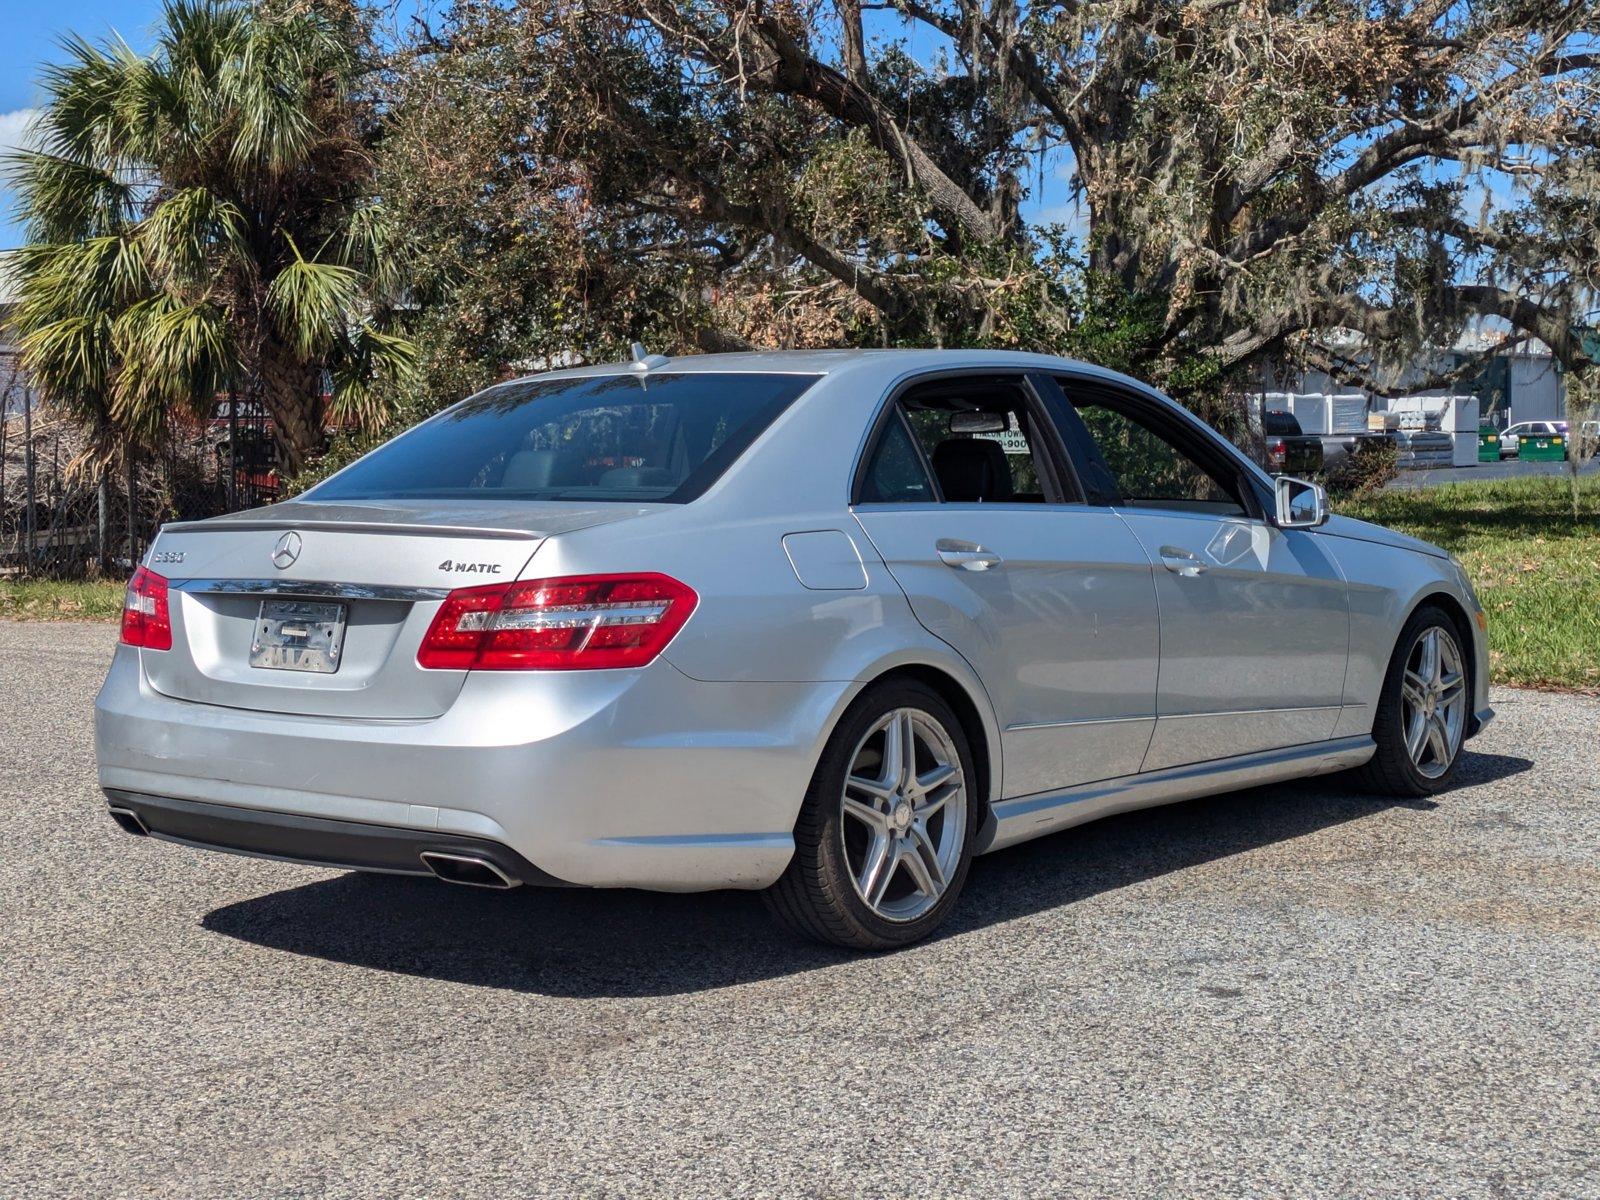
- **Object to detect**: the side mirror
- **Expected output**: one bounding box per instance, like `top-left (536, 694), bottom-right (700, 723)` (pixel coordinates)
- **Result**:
top-left (1274, 476), bottom-right (1328, 529)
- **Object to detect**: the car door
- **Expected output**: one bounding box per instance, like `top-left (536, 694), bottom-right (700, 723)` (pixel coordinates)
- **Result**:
top-left (1047, 374), bottom-right (1351, 772)
top-left (851, 371), bottom-right (1160, 798)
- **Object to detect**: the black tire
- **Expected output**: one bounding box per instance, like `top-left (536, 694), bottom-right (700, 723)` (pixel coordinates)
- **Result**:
top-left (1353, 604), bottom-right (1469, 798)
top-left (764, 680), bottom-right (979, 950)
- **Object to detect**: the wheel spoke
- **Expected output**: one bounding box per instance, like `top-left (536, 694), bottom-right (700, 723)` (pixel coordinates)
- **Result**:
top-left (917, 782), bottom-right (957, 820)
top-left (1405, 710), bottom-right (1429, 759)
top-left (1426, 715), bottom-right (1449, 766)
top-left (1419, 629), bottom-right (1440, 686)
top-left (894, 711), bottom-right (917, 789)
top-left (1438, 670), bottom-right (1466, 700)
top-left (909, 761), bottom-right (956, 800)
top-left (877, 712), bottom-right (909, 793)
top-left (902, 828), bottom-right (944, 900)
top-left (857, 834), bottom-right (897, 906)
top-left (842, 795), bottom-right (888, 832)
top-left (912, 823), bottom-right (946, 890)
top-left (846, 772), bottom-right (896, 803)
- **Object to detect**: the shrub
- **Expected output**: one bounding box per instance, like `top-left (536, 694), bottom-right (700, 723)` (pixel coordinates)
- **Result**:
top-left (1324, 437), bottom-right (1398, 499)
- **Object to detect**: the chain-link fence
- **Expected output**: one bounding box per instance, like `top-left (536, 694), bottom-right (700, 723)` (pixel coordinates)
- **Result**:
top-left (1, 369), bottom-right (280, 579)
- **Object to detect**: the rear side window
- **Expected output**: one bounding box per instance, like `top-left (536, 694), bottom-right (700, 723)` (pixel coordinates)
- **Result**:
top-left (309, 372), bottom-right (819, 504)
top-left (856, 375), bottom-right (1073, 505)
top-left (859, 414), bottom-right (935, 503)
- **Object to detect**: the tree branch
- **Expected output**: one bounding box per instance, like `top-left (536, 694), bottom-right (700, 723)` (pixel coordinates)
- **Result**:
top-left (637, 0), bottom-right (1004, 245)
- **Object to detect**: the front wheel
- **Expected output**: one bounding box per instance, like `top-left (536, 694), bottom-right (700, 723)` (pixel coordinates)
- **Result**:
top-left (1355, 605), bottom-right (1470, 797)
top-left (764, 681), bottom-right (977, 950)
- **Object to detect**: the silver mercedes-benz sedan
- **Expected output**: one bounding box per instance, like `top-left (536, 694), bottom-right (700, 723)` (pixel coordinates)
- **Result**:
top-left (97, 350), bottom-right (1492, 948)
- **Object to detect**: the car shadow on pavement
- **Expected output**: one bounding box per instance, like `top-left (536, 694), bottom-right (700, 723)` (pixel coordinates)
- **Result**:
top-left (202, 749), bottom-right (1532, 999)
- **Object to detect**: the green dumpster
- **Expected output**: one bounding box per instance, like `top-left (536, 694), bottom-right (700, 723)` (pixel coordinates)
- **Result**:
top-left (1478, 425), bottom-right (1500, 462)
top-left (1520, 431), bottom-right (1568, 462)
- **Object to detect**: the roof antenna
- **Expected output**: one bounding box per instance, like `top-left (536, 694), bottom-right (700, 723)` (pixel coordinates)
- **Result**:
top-left (630, 342), bottom-right (670, 371)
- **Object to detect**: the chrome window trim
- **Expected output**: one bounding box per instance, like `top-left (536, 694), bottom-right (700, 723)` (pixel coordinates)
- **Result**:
top-left (169, 579), bottom-right (452, 602)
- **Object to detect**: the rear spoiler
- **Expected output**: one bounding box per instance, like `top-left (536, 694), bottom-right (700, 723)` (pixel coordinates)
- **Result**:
top-left (159, 518), bottom-right (541, 541)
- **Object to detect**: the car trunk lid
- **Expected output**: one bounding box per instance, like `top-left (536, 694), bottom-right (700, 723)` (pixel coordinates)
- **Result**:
top-left (139, 498), bottom-right (663, 718)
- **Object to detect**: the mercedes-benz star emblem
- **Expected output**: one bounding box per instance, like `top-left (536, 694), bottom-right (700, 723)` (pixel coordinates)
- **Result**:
top-left (271, 531), bottom-right (302, 570)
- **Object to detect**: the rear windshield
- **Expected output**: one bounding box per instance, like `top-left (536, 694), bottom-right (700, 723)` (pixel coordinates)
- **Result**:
top-left (308, 372), bottom-right (819, 503)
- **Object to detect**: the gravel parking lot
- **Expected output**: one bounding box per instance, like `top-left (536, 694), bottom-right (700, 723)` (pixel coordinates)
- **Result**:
top-left (2, 620), bottom-right (1596, 1198)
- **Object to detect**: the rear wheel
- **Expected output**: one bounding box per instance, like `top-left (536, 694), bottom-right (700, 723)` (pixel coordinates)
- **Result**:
top-left (764, 681), bottom-right (977, 950)
top-left (1355, 605), bottom-right (1469, 797)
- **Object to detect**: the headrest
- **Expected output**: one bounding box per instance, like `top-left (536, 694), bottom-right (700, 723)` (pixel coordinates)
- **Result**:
top-left (597, 466), bottom-right (679, 490)
top-left (931, 438), bottom-right (1013, 503)
top-left (501, 450), bottom-right (571, 491)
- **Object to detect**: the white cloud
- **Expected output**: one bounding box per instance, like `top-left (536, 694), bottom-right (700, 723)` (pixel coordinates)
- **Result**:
top-left (0, 107), bottom-right (40, 159)
top-left (0, 109), bottom-right (40, 252)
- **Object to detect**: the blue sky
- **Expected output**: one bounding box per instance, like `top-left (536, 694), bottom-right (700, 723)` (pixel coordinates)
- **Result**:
top-left (0, 0), bottom-right (159, 249)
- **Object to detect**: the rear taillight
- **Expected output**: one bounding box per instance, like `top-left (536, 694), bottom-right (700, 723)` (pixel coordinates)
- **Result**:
top-left (417, 573), bottom-right (697, 671)
top-left (120, 567), bottom-right (172, 650)
top-left (1267, 437), bottom-right (1286, 465)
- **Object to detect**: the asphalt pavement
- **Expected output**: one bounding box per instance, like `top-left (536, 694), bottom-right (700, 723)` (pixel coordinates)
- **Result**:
top-left (1388, 455), bottom-right (1599, 488)
top-left (2, 621), bottom-right (1596, 1198)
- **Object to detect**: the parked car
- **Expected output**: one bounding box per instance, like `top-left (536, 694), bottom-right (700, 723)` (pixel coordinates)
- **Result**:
top-left (97, 350), bottom-right (1492, 949)
top-left (1263, 409), bottom-right (1326, 476)
top-left (1500, 420), bottom-right (1569, 460)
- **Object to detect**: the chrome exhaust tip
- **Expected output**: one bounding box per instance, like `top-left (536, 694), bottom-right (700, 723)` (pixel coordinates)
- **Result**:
top-left (107, 805), bottom-right (149, 837)
top-left (419, 850), bottom-right (518, 889)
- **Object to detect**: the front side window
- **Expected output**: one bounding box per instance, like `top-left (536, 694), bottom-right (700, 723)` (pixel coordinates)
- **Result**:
top-left (309, 372), bottom-right (818, 504)
top-left (1068, 394), bottom-right (1250, 517)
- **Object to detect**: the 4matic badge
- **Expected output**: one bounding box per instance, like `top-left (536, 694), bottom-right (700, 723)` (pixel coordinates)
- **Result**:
top-left (438, 560), bottom-right (503, 575)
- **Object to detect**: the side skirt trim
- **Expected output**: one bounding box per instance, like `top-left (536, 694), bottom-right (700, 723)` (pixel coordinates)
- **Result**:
top-left (978, 735), bottom-right (1376, 854)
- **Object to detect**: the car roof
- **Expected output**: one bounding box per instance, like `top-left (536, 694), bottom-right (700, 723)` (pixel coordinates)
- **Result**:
top-left (510, 348), bottom-right (1149, 389)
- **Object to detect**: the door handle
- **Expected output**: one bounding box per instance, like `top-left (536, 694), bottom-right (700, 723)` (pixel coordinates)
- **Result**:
top-left (936, 539), bottom-right (1003, 571)
top-left (1159, 546), bottom-right (1207, 577)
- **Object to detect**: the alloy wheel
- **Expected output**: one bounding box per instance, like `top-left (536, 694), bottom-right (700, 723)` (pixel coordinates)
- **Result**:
top-left (1401, 626), bottom-right (1467, 779)
top-left (839, 707), bottom-right (968, 922)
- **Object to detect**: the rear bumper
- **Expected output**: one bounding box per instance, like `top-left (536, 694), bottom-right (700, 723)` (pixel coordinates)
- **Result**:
top-left (103, 790), bottom-right (569, 887)
top-left (96, 646), bottom-right (856, 891)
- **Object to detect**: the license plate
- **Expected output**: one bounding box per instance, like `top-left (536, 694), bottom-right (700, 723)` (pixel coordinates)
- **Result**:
top-left (250, 600), bottom-right (347, 673)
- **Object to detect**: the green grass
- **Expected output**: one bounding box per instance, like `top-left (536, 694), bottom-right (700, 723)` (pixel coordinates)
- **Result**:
top-left (0, 578), bottom-right (127, 622)
top-left (1341, 475), bottom-right (1600, 692)
top-left (2, 475), bottom-right (1594, 690)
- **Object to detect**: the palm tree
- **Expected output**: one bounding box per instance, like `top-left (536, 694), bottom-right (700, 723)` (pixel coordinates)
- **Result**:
top-left (5, 0), bottom-right (413, 474)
